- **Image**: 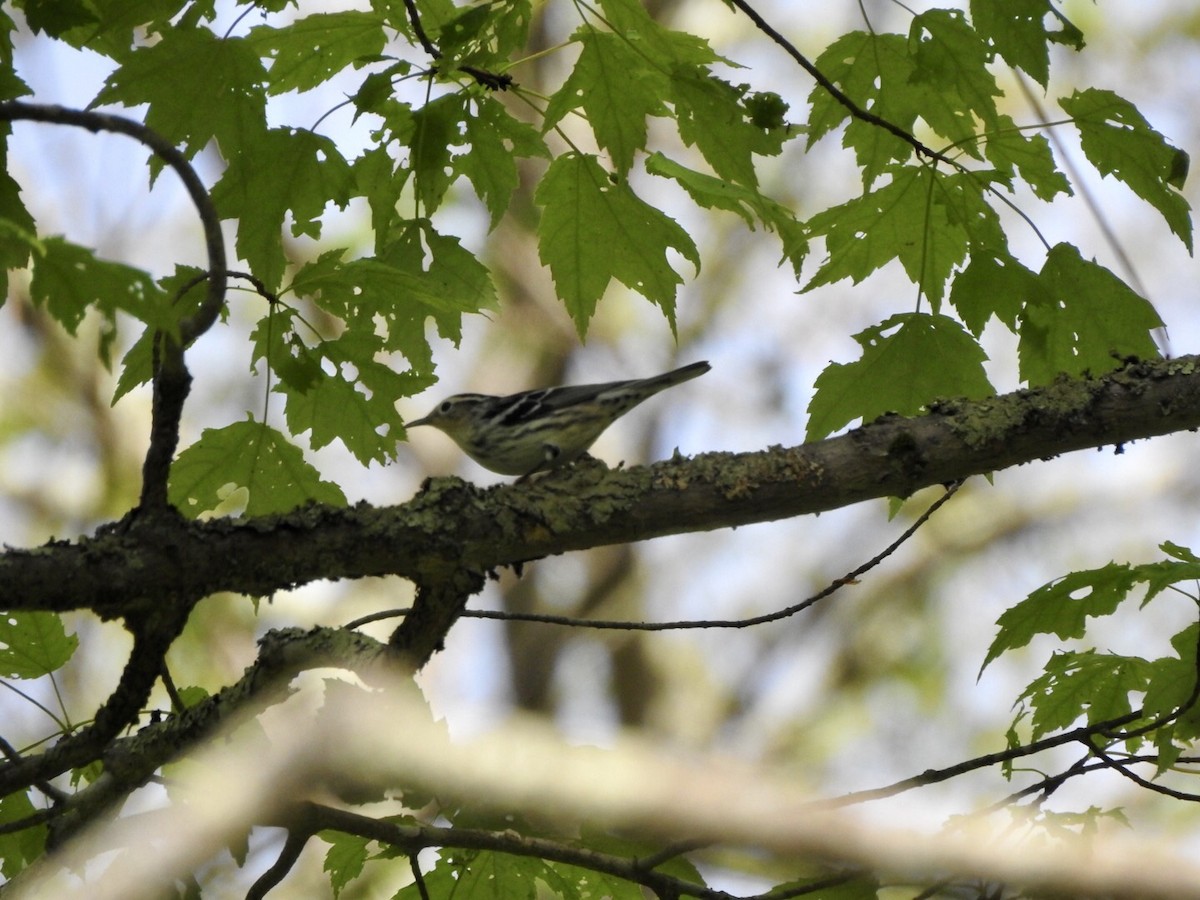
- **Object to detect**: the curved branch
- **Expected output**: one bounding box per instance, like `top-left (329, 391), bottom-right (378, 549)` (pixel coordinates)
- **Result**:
top-left (0, 102), bottom-right (228, 511)
top-left (246, 829), bottom-right (313, 900)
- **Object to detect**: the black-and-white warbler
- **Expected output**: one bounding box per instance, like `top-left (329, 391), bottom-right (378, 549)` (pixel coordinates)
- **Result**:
top-left (407, 361), bottom-right (710, 480)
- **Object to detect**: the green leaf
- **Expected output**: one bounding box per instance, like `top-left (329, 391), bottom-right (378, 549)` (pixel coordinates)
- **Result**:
top-left (1142, 624), bottom-right (1200, 744)
top-left (543, 860), bottom-right (639, 900)
top-left (983, 114), bottom-right (1071, 201)
top-left (455, 850), bottom-right (542, 899)
top-left (0, 612), bottom-right (78, 679)
top-left (281, 331), bottom-right (412, 465)
top-left (374, 222), bottom-right (499, 344)
top-left (645, 152), bottom-right (807, 276)
top-left (14, 0), bottom-right (99, 38)
top-left (169, 420), bottom-right (347, 518)
top-left (804, 166), bottom-right (981, 306)
top-left (1060, 88), bottom-right (1193, 250)
top-left (1017, 650), bottom-right (1150, 739)
top-left (436, 0), bottom-right (532, 73)
top-left (0, 791), bottom-right (47, 879)
top-left (909, 9), bottom-right (1001, 145)
top-left (394, 863), bottom-right (458, 900)
top-left (291, 224), bottom-right (494, 363)
top-left (969, 0), bottom-right (1058, 87)
top-left (92, 27), bottom-right (267, 160)
top-left (950, 251), bottom-right (1038, 334)
top-left (319, 831), bottom-right (370, 898)
top-left (29, 237), bottom-right (175, 339)
top-left (1017, 243), bottom-right (1163, 384)
top-left (982, 563), bottom-right (1138, 671)
top-left (807, 31), bottom-right (915, 184)
top-left (249, 11), bottom-right (387, 95)
top-left (536, 153), bottom-right (699, 336)
top-left (458, 94), bottom-right (549, 228)
top-left (0, 167), bottom-right (38, 282)
top-left (112, 266), bottom-right (211, 401)
top-left (807, 313), bottom-right (993, 441)
top-left (543, 29), bottom-right (666, 174)
top-left (212, 128), bottom-right (353, 291)
top-left (596, 0), bottom-right (721, 68)
top-left (409, 93), bottom-right (461, 216)
top-left (273, 229), bottom-right (492, 463)
top-left (669, 67), bottom-right (787, 188)
top-left (250, 306), bottom-right (323, 395)
top-left (28, 1), bottom-right (197, 59)
top-left (353, 142), bottom-right (412, 245)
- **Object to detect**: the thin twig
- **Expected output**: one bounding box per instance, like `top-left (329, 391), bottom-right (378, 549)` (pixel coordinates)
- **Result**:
top-left (725, 0), bottom-right (950, 165)
top-left (246, 829), bottom-right (313, 900)
top-left (410, 854), bottom-right (432, 900)
top-left (347, 482), bottom-right (963, 633)
top-left (816, 710), bottom-right (1142, 809)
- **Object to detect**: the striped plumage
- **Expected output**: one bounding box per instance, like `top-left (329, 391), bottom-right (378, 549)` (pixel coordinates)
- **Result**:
top-left (407, 361), bottom-right (710, 479)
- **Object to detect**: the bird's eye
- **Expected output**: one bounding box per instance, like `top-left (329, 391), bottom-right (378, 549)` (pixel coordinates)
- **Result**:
top-left (438, 401), bottom-right (454, 414)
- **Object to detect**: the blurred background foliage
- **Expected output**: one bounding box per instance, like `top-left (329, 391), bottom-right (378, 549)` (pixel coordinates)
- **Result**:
top-left (3, 0), bottom-right (1200, 892)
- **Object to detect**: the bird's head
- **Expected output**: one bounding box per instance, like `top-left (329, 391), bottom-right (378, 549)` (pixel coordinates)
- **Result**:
top-left (406, 394), bottom-right (488, 441)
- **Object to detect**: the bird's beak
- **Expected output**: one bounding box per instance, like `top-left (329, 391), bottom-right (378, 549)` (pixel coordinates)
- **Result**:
top-left (406, 415), bottom-right (431, 428)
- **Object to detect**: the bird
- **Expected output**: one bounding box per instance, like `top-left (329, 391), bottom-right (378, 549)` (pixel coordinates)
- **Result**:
top-left (406, 361), bottom-right (710, 480)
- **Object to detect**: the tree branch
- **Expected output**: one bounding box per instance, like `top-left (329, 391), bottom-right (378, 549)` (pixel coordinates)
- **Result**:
top-left (2, 355), bottom-right (1199, 619)
top-left (0, 603), bottom-right (192, 811)
top-left (28, 627), bottom-right (395, 843)
top-left (289, 803), bottom-right (743, 900)
top-left (0, 102), bottom-right (228, 512)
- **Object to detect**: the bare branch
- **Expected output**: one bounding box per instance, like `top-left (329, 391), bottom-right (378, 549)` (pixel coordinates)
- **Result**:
top-left (0, 102), bottom-right (227, 511)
